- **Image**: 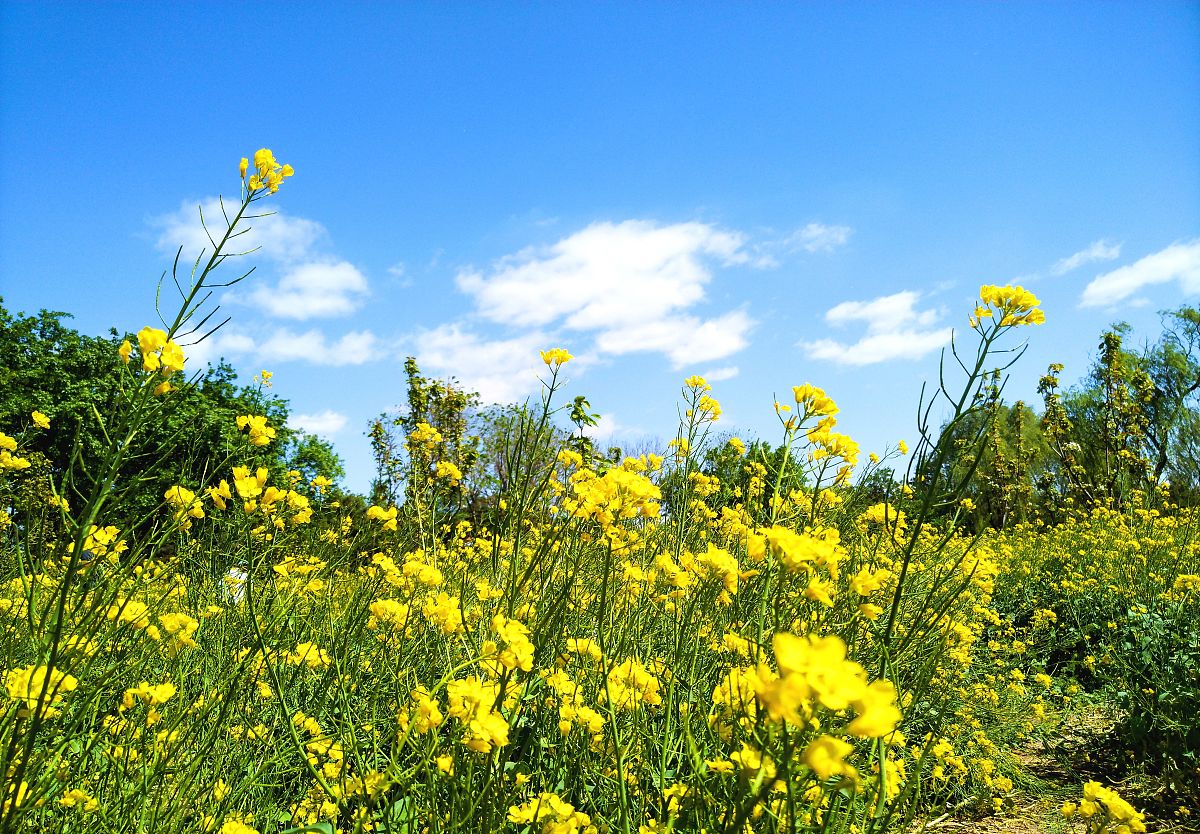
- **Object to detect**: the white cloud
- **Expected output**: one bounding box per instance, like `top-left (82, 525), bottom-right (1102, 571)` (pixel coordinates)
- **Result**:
top-left (1080, 240), bottom-right (1200, 308)
top-left (701, 366), bottom-right (739, 381)
top-left (414, 324), bottom-right (553, 404)
top-left (154, 199), bottom-right (326, 264)
top-left (800, 290), bottom-right (952, 366)
top-left (291, 410), bottom-right (348, 436)
top-left (457, 220), bottom-right (748, 329)
top-left (249, 260), bottom-right (369, 320)
top-left (595, 310), bottom-right (754, 368)
top-left (181, 327), bottom-right (380, 367)
top-left (455, 220), bottom-right (756, 369)
top-left (258, 329), bottom-right (379, 365)
top-left (582, 413), bottom-right (623, 440)
top-left (785, 222), bottom-right (853, 253)
top-left (153, 199), bottom-right (367, 320)
top-left (1051, 240), bottom-right (1121, 276)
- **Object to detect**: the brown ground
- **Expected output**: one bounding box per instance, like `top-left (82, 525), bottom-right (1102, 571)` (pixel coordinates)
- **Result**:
top-left (914, 705), bottom-right (1200, 834)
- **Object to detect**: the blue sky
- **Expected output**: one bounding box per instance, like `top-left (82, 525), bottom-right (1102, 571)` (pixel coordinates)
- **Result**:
top-left (2, 2), bottom-right (1198, 493)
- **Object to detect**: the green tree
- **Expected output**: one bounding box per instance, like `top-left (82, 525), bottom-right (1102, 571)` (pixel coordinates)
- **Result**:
top-left (929, 394), bottom-right (1050, 529)
top-left (1039, 307), bottom-right (1200, 510)
top-left (368, 357), bottom-right (481, 510)
top-left (0, 299), bottom-right (342, 530)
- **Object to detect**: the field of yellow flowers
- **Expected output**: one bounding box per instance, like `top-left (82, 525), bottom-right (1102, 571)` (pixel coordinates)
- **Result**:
top-left (2, 152), bottom-right (1196, 834)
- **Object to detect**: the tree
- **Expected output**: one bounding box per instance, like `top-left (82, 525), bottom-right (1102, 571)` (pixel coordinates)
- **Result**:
top-left (1138, 307), bottom-right (1200, 489)
top-left (1038, 307), bottom-right (1200, 511)
top-left (0, 299), bottom-right (343, 530)
top-left (368, 357), bottom-right (481, 510)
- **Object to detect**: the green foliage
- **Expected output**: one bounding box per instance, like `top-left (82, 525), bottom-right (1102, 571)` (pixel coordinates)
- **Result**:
top-left (928, 306), bottom-right (1200, 529)
top-left (368, 357), bottom-right (480, 509)
top-left (0, 299), bottom-right (342, 533)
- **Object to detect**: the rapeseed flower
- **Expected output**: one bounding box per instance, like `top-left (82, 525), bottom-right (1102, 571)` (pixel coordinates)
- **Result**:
top-left (803, 735), bottom-right (856, 780)
top-left (5, 664), bottom-right (79, 718)
top-left (246, 148), bottom-right (293, 194)
top-left (540, 347), bottom-right (573, 366)
top-left (236, 414), bottom-right (276, 447)
top-left (974, 284), bottom-right (1044, 328)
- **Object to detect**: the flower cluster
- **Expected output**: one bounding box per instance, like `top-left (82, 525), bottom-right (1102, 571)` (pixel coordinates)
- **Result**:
top-left (236, 414), bottom-right (276, 447)
top-left (5, 665), bottom-right (79, 718)
top-left (973, 284), bottom-right (1045, 328)
top-left (241, 148), bottom-right (293, 194)
top-left (1062, 780), bottom-right (1146, 833)
top-left (120, 327), bottom-right (186, 395)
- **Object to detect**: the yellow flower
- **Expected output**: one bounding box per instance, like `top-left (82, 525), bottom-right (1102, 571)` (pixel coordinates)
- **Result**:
top-left (219, 821), bottom-right (259, 834)
top-left (540, 347), bottom-right (573, 366)
top-left (5, 665), bottom-right (79, 718)
top-left (59, 788), bottom-right (98, 812)
top-left (977, 284), bottom-right (1045, 327)
top-left (118, 339), bottom-right (132, 364)
top-left (31, 411), bottom-right (50, 429)
top-left (847, 679), bottom-right (902, 738)
top-left (792, 383), bottom-right (839, 416)
top-left (366, 504), bottom-right (399, 531)
top-left (239, 157), bottom-right (248, 179)
top-left (236, 414), bottom-right (276, 447)
top-left (159, 612), bottom-right (200, 649)
top-left (207, 479), bottom-right (232, 510)
top-left (253, 148), bottom-right (276, 176)
top-left (286, 642), bottom-right (331, 669)
top-left (435, 460), bottom-right (464, 484)
top-left (247, 148), bottom-right (293, 194)
top-left (601, 658), bottom-right (662, 711)
top-left (121, 681), bottom-right (177, 710)
top-left (160, 341), bottom-right (186, 374)
top-left (803, 735), bottom-right (856, 780)
top-left (138, 326), bottom-right (167, 357)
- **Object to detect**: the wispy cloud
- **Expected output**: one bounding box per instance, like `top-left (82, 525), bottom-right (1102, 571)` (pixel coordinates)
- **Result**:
top-left (582, 412), bottom-right (625, 440)
top-left (154, 199), bottom-right (326, 264)
top-left (414, 323), bottom-right (554, 405)
top-left (800, 290), bottom-right (952, 366)
top-left (458, 220), bottom-right (749, 328)
top-left (784, 222), bottom-right (853, 254)
top-left (183, 326), bottom-right (381, 368)
top-left (455, 220), bottom-right (759, 368)
top-left (1079, 240), bottom-right (1200, 308)
top-left (750, 222), bottom-right (853, 266)
top-left (291, 410), bottom-right (348, 436)
top-left (249, 261), bottom-right (369, 320)
top-left (257, 329), bottom-right (379, 364)
top-left (1051, 240), bottom-right (1121, 276)
top-left (152, 199), bottom-right (368, 320)
top-left (595, 310), bottom-right (754, 368)
top-left (700, 366), bottom-right (739, 381)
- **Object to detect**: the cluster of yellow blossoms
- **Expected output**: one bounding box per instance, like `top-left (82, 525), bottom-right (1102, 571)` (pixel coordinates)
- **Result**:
top-left (971, 284), bottom-right (1045, 328)
top-left (540, 347), bottom-right (573, 366)
top-left (0, 431), bottom-right (31, 471)
top-left (119, 327), bottom-right (186, 395)
top-left (446, 676), bottom-right (511, 753)
top-left (236, 414), bottom-right (276, 447)
top-left (239, 148), bottom-right (294, 194)
top-left (507, 792), bottom-right (594, 834)
top-left (5, 665), bottom-right (79, 719)
top-left (1062, 780), bottom-right (1146, 833)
